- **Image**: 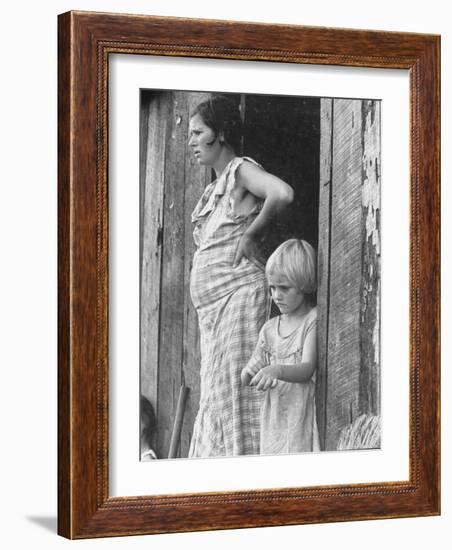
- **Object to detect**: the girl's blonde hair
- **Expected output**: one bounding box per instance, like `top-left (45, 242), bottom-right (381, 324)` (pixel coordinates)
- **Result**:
top-left (265, 239), bottom-right (317, 296)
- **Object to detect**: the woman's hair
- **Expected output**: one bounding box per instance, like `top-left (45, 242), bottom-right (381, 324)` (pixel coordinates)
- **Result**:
top-left (191, 94), bottom-right (242, 153)
top-left (265, 239), bottom-right (317, 299)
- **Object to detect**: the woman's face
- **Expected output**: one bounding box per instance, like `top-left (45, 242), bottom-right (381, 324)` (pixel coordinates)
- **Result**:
top-left (188, 113), bottom-right (222, 166)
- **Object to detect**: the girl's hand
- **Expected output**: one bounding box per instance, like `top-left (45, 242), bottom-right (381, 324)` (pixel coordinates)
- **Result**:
top-left (241, 359), bottom-right (266, 386)
top-left (233, 233), bottom-right (264, 268)
top-left (250, 365), bottom-right (280, 391)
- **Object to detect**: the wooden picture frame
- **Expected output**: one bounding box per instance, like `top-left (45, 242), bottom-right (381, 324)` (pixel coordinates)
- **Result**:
top-left (58, 11), bottom-right (440, 539)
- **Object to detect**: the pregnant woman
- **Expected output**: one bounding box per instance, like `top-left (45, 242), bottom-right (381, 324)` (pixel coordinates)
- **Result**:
top-left (188, 95), bottom-right (293, 457)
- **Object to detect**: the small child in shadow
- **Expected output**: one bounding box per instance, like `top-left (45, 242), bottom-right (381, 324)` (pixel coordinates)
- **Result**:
top-left (140, 395), bottom-right (158, 460)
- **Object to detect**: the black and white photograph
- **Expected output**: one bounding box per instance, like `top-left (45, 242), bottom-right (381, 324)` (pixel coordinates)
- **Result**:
top-left (139, 90), bottom-right (381, 461)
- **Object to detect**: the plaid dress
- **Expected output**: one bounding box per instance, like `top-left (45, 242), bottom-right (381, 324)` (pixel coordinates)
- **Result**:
top-left (189, 157), bottom-right (270, 457)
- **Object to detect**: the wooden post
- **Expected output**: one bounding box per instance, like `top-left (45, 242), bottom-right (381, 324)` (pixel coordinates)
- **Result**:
top-left (140, 92), bottom-right (168, 438)
top-left (320, 99), bottom-right (381, 450)
top-left (181, 92), bottom-right (211, 456)
top-left (317, 98), bottom-right (333, 450)
top-left (157, 92), bottom-right (189, 458)
top-left (325, 99), bottom-right (364, 451)
top-left (360, 100), bottom-right (381, 416)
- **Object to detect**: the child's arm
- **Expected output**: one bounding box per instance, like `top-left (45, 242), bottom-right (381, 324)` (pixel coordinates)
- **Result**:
top-left (250, 324), bottom-right (317, 391)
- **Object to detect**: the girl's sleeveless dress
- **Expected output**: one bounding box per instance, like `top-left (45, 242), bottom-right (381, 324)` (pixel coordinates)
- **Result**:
top-left (247, 307), bottom-right (320, 454)
top-left (189, 157), bottom-right (270, 457)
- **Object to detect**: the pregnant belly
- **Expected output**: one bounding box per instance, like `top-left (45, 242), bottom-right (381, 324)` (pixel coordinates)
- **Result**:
top-left (190, 253), bottom-right (265, 310)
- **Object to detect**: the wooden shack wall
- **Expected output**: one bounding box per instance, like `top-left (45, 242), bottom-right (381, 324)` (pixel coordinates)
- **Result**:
top-left (318, 98), bottom-right (381, 451)
top-left (140, 91), bottom-right (209, 459)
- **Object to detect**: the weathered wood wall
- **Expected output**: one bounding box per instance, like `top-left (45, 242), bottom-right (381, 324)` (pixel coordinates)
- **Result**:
top-left (140, 91), bottom-right (209, 458)
top-left (140, 92), bottom-right (167, 452)
top-left (360, 101), bottom-right (381, 417)
top-left (318, 98), bottom-right (381, 451)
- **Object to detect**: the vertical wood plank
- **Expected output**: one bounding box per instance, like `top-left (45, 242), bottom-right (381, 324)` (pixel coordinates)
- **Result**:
top-left (239, 93), bottom-right (246, 155)
top-left (180, 92), bottom-right (211, 457)
top-left (139, 94), bottom-right (150, 270)
top-left (157, 92), bottom-right (188, 458)
top-left (326, 99), bottom-right (363, 450)
top-left (316, 98), bottom-right (333, 450)
top-left (360, 100), bottom-right (381, 416)
top-left (140, 92), bottom-right (168, 453)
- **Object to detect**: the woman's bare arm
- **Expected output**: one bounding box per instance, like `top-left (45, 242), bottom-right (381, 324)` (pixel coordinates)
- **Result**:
top-left (233, 161), bottom-right (293, 266)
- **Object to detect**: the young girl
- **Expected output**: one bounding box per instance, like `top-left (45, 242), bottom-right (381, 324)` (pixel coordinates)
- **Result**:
top-left (241, 239), bottom-right (320, 454)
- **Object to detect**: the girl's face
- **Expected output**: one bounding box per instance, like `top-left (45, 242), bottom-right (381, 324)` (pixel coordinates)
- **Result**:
top-left (268, 273), bottom-right (305, 316)
top-left (188, 113), bottom-right (222, 166)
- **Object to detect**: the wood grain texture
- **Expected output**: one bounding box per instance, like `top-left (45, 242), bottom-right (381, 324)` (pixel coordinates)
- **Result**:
top-left (140, 92), bottom-right (168, 446)
top-left (181, 93), bottom-right (210, 456)
top-left (58, 10), bottom-right (440, 538)
top-left (320, 99), bottom-right (381, 448)
top-left (360, 100), bottom-right (381, 416)
top-left (57, 10), bottom-right (71, 537)
top-left (139, 94), bottom-right (149, 270)
top-left (140, 91), bottom-right (209, 458)
top-left (157, 93), bottom-right (188, 458)
top-left (326, 100), bottom-right (363, 450)
top-left (64, 10), bottom-right (435, 67)
top-left (317, 98), bottom-right (333, 450)
top-left (410, 40), bottom-right (440, 510)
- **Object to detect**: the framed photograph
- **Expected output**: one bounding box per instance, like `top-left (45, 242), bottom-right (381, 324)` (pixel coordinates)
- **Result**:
top-left (58, 11), bottom-right (440, 538)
